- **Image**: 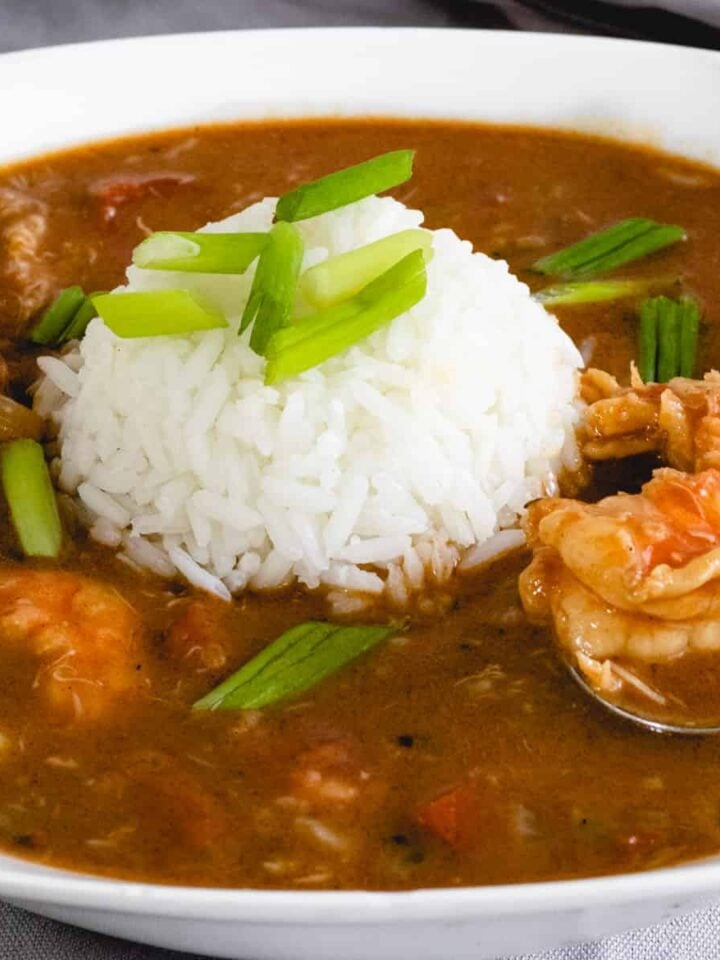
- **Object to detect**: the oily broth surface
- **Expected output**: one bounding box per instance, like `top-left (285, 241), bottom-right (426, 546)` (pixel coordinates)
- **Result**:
top-left (0, 120), bottom-right (719, 887)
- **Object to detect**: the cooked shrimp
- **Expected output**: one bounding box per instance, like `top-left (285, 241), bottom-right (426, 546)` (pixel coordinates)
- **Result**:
top-left (0, 568), bottom-right (144, 721)
top-left (519, 469), bottom-right (720, 688)
top-left (127, 753), bottom-right (226, 851)
top-left (581, 366), bottom-right (720, 472)
top-left (0, 183), bottom-right (54, 326)
top-left (166, 597), bottom-right (229, 673)
top-left (290, 740), bottom-right (369, 809)
top-left (90, 172), bottom-right (196, 223)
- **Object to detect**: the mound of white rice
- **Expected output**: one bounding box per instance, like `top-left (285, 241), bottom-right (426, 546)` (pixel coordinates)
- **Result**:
top-left (35, 195), bottom-right (583, 604)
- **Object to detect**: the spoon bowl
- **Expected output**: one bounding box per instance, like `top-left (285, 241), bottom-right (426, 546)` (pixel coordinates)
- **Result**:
top-left (568, 664), bottom-right (720, 736)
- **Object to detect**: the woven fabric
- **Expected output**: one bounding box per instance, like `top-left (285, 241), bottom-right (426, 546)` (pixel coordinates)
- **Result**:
top-left (0, 0), bottom-right (719, 956)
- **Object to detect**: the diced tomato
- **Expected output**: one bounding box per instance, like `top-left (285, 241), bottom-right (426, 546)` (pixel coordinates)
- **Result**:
top-left (417, 782), bottom-right (482, 851)
top-left (90, 172), bottom-right (196, 222)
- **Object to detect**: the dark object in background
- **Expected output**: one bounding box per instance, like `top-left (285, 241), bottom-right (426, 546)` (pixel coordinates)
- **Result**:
top-left (520, 0), bottom-right (720, 48)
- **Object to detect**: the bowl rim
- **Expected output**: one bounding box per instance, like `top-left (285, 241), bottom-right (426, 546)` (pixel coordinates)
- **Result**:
top-left (2, 25), bottom-right (720, 165)
top-left (2, 25), bottom-right (720, 923)
top-left (0, 857), bottom-right (719, 923)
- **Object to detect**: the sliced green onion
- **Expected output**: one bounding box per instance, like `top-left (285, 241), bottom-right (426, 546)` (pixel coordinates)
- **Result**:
top-left (240, 222), bottom-right (304, 355)
top-left (30, 286), bottom-right (86, 345)
top-left (657, 298), bottom-right (681, 383)
top-left (300, 229), bottom-right (432, 310)
top-left (92, 290), bottom-right (227, 338)
top-left (638, 298), bottom-right (659, 383)
top-left (533, 218), bottom-right (686, 280)
top-left (133, 231), bottom-right (267, 274)
top-left (275, 150), bottom-right (415, 223)
top-left (679, 298), bottom-right (700, 378)
top-left (534, 278), bottom-right (668, 307)
top-left (0, 439), bottom-right (62, 558)
top-left (265, 249), bottom-right (427, 385)
top-left (194, 621), bottom-right (395, 711)
top-left (61, 292), bottom-right (102, 342)
top-left (638, 295), bottom-right (700, 382)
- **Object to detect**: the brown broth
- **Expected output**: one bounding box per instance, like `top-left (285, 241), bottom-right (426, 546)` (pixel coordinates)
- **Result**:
top-left (1, 119), bottom-right (720, 889)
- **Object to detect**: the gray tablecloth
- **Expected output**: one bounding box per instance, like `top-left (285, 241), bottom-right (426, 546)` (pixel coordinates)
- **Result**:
top-left (1, 0), bottom-right (719, 957)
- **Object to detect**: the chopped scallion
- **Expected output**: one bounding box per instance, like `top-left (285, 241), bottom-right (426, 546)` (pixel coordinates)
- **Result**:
top-left (638, 298), bottom-right (659, 383)
top-left (300, 229), bottom-right (432, 310)
top-left (92, 290), bottom-right (227, 338)
top-left (275, 150), bottom-right (414, 223)
top-left (61, 292), bottom-right (102, 342)
top-left (193, 621), bottom-right (395, 711)
top-left (30, 286), bottom-right (86, 345)
top-left (532, 218), bottom-right (686, 280)
top-left (264, 249), bottom-right (427, 385)
top-left (637, 295), bottom-right (700, 382)
top-left (679, 298), bottom-right (700, 378)
top-left (0, 439), bottom-right (62, 558)
top-left (133, 231), bottom-right (267, 274)
top-left (657, 300), bottom-right (681, 383)
top-left (534, 278), bottom-right (668, 307)
top-left (240, 222), bottom-right (304, 355)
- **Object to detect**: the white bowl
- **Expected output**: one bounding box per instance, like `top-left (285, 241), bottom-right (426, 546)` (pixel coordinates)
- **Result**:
top-left (2, 26), bottom-right (720, 960)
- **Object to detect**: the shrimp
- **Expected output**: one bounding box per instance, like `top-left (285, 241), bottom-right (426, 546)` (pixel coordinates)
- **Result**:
top-left (89, 172), bottom-right (196, 223)
top-left (519, 469), bottom-right (720, 690)
top-left (0, 183), bottom-right (54, 326)
top-left (581, 366), bottom-right (720, 472)
top-left (290, 740), bottom-right (370, 810)
top-left (165, 597), bottom-right (229, 673)
top-left (0, 568), bottom-right (145, 722)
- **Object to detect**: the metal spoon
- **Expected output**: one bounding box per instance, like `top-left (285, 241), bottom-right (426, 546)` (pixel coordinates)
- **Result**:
top-left (567, 664), bottom-right (720, 736)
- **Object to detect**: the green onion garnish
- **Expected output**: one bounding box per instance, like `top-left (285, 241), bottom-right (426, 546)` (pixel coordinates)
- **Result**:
top-left (240, 222), bottom-right (304, 355)
top-left (30, 286), bottom-right (86, 345)
top-left (93, 290), bottom-right (227, 338)
top-left (679, 298), bottom-right (700, 378)
top-left (657, 299), bottom-right (681, 383)
top-left (133, 231), bottom-right (267, 274)
top-left (638, 295), bottom-right (700, 383)
top-left (534, 278), bottom-right (669, 307)
top-left (61, 292), bottom-right (102, 342)
top-left (265, 249), bottom-right (427, 385)
top-left (193, 621), bottom-right (395, 711)
top-left (300, 229), bottom-right (432, 310)
top-left (533, 218), bottom-right (686, 280)
top-left (638, 298), bottom-right (659, 383)
top-left (1, 439), bottom-right (62, 558)
top-left (275, 150), bottom-right (415, 223)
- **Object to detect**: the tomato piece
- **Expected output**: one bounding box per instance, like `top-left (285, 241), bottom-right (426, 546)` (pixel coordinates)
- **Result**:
top-left (417, 782), bottom-right (482, 850)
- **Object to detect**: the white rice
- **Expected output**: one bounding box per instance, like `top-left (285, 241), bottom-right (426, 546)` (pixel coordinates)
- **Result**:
top-left (37, 195), bottom-right (583, 604)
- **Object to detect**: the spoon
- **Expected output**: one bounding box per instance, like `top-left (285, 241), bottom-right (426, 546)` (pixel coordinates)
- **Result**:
top-left (567, 664), bottom-right (720, 736)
